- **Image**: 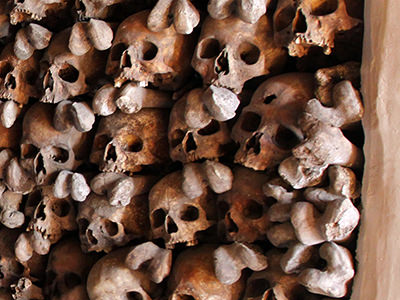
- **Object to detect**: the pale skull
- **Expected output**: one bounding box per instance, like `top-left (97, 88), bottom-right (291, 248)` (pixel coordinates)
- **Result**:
top-left (40, 28), bottom-right (107, 103)
top-left (149, 171), bottom-right (217, 249)
top-left (0, 43), bottom-right (40, 105)
top-left (192, 14), bottom-right (287, 94)
top-left (77, 192), bottom-right (149, 253)
top-left (10, 0), bottom-right (69, 24)
top-left (232, 73), bottom-right (315, 171)
top-left (90, 108), bottom-right (170, 173)
top-left (106, 10), bottom-right (195, 90)
top-left (217, 167), bottom-right (271, 243)
top-left (168, 244), bottom-right (245, 300)
top-left (20, 102), bottom-right (90, 185)
top-left (168, 89), bottom-right (233, 163)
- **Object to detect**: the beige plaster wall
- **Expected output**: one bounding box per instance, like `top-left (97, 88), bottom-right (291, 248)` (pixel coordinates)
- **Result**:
top-left (351, 0), bottom-right (400, 299)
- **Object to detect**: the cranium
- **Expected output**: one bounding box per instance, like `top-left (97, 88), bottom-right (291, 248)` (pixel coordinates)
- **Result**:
top-left (10, 0), bottom-right (69, 24)
top-left (192, 14), bottom-right (286, 94)
top-left (231, 73), bottom-right (315, 171)
top-left (90, 108), bottom-right (170, 173)
top-left (106, 10), bottom-right (195, 90)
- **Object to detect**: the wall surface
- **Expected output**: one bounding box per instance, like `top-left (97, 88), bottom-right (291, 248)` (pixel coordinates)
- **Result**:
top-left (352, 0), bottom-right (400, 299)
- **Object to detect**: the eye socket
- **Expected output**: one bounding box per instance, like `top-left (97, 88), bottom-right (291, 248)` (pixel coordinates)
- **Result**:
top-left (0, 62), bottom-right (12, 78)
top-left (198, 38), bottom-right (221, 59)
top-left (238, 42), bottom-right (260, 65)
top-left (180, 205), bottom-right (199, 221)
top-left (176, 295), bottom-right (196, 300)
top-left (64, 272), bottom-right (82, 289)
top-left (139, 41), bottom-right (158, 61)
top-left (103, 219), bottom-right (119, 236)
top-left (310, 0), bottom-right (338, 15)
top-left (274, 5), bottom-right (296, 32)
top-left (151, 209), bottom-right (166, 228)
top-left (58, 63), bottom-right (79, 83)
top-left (170, 129), bottom-right (185, 148)
top-left (123, 135), bottom-right (143, 152)
top-left (48, 146), bottom-right (69, 163)
top-left (51, 199), bottom-right (71, 217)
top-left (198, 120), bottom-right (220, 136)
top-left (243, 199), bottom-right (263, 219)
top-left (110, 43), bottom-right (128, 61)
top-left (240, 112), bottom-right (261, 132)
top-left (127, 291), bottom-right (144, 300)
top-left (273, 125), bottom-right (301, 150)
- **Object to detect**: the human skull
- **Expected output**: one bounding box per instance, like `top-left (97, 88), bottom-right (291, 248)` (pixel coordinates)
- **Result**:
top-left (168, 244), bottom-right (245, 300)
top-left (10, 0), bottom-right (69, 24)
top-left (192, 14), bottom-right (286, 94)
top-left (149, 171), bottom-right (217, 249)
top-left (217, 167), bottom-right (271, 243)
top-left (90, 108), bottom-right (170, 173)
top-left (40, 28), bottom-right (107, 103)
top-left (77, 192), bottom-right (149, 253)
top-left (168, 89), bottom-right (233, 163)
top-left (273, 0), bottom-right (362, 56)
top-left (45, 237), bottom-right (98, 300)
top-left (106, 10), bottom-right (195, 90)
top-left (0, 43), bottom-right (40, 105)
top-left (231, 73), bottom-right (315, 171)
top-left (20, 102), bottom-right (90, 185)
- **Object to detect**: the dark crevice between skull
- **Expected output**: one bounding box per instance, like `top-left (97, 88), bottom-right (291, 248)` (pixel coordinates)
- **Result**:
top-left (127, 291), bottom-right (144, 300)
top-left (0, 62), bottom-right (12, 78)
top-left (246, 133), bottom-right (262, 155)
top-left (246, 278), bottom-right (271, 298)
top-left (111, 43), bottom-right (128, 61)
top-left (310, 0), bottom-right (338, 16)
top-left (215, 49), bottom-right (229, 75)
top-left (184, 133), bottom-right (197, 153)
top-left (166, 216), bottom-right (178, 234)
top-left (217, 201), bottom-right (230, 218)
top-left (275, 5), bottom-right (296, 32)
top-left (225, 213), bottom-right (238, 233)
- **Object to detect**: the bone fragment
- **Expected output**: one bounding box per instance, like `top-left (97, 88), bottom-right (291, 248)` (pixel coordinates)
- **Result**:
top-left (5, 158), bottom-right (35, 194)
top-left (54, 170), bottom-right (90, 202)
top-left (202, 85), bottom-right (240, 122)
top-left (0, 190), bottom-right (24, 229)
top-left (1, 101), bottom-right (21, 129)
top-left (15, 233), bottom-right (33, 262)
top-left (237, 0), bottom-right (268, 24)
top-left (171, 0), bottom-right (200, 34)
top-left (14, 24), bottom-right (52, 60)
top-left (53, 100), bottom-right (73, 132)
top-left (280, 242), bottom-right (317, 274)
top-left (266, 222), bottom-right (297, 248)
top-left (147, 0), bottom-right (174, 32)
top-left (11, 277), bottom-right (44, 300)
top-left (92, 84), bottom-right (118, 116)
top-left (71, 102), bottom-right (95, 132)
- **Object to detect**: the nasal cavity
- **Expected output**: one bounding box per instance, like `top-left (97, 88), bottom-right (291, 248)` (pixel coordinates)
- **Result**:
top-left (215, 49), bottom-right (229, 75)
top-left (246, 132), bottom-right (262, 154)
top-left (5, 74), bottom-right (16, 89)
top-left (121, 50), bottom-right (132, 68)
top-left (166, 216), bottom-right (178, 234)
top-left (105, 143), bottom-right (117, 162)
top-left (226, 213), bottom-right (238, 233)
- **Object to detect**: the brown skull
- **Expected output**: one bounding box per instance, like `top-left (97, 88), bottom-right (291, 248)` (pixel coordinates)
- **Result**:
top-left (106, 10), bottom-right (195, 90)
top-left (0, 228), bottom-right (24, 288)
top-left (231, 73), bottom-right (314, 171)
top-left (149, 171), bottom-right (217, 249)
top-left (192, 14), bottom-right (287, 94)
top-left (90, 108), bottom-right (170, 173)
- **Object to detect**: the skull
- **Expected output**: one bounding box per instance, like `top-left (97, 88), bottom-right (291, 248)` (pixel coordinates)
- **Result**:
top-left (20, 102), bottom-right (90, 185)
top-left (90, 108), bottom-right (170, 173)
top-left (106, 10), bottom-right (195, 90)
top-left (217, 167), bottom-right (271, 243)
top-left (231, 73), bottom-right (315, 171)
top-left (87, 247), bottom-right (160, 300)
top-left (10, 0), bottom-right (69, 24)
top-left (273, 0), bottom-right (362, 56)
top-left (168, 89), bottom-right (233, 163)
top-left (40, 28), bottom-right (107, 103)
top-left (45, 237), bottom-right (98, 300)
top-left (168, 244), bottom-right (245, 300)
top-left (149, 171), bottom-right (217, 249)
top-left (192, 14), bottom-right (286, 94)
top-left (77, 192), bottom-right (149, 253)
top-left (0, 43), bottom-right (40, 105)
top-left (28, 186), bottom-right (77, 246)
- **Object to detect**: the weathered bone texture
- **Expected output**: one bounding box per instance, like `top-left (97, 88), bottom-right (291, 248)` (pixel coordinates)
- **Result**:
top-left (40, 28), bottom-right (107, 103)
top-left (0, 187), bottom-right (25, 228)
top-left (192, 13), bottom-right (286, 94)
top-left (77, 191), bottom-right (149, 252)
top-left (90, 108), bottom-right (170, 173)
top-left (232, 73), bottom-right (314, 170)
top-left (14, 24), bottom-right (52, 60)
top-left (10, 277), bottom-right (44, 300)
top-left (208, 0), bottom-right (270, 24)
top-left (149, 171), bottom-right (217, 249)
top-left (217, 167), bottom-right (271, 242)
top-left (168, 88), bottom-right (232, 162)
top-left (168, 244), bottom-right (245, 300)
top-left (214, 242), bottom-right (268, 284)
top-left (280, 242), bottom-right (318, 275)
top-left (273, 0), bottom-right (362, 56)
top-left (266, 221), bottom-right (297, 248)
top-left (298, 242), bottom-right (355, 298)
top-left (87, 247), bottom-right (161, 300)
top-left (53, 100), bottom-right (95, 133)
top-left (148, 0), bottom-right (200, 34)
top-left (53, 170), bottom-right (90, 202)
top-left (107, 10), bottom-right (195, 90)
top-left (10, 0), bottom-right (70, 24)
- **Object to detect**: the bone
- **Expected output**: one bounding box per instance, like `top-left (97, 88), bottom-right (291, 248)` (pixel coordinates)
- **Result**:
top-left (5, 158), bottom-right (35, 195)
top-left (202, 85), bottom-right (240, 122)
top-left (182, 160), bottom-right (233, 199)
top-left (280, 243), bottom-right (317, 274)
top-left (70, 102), bottom-right (96, 132)
top-left (208, 0), bottom-right (236, 20)
top-left (0, 149), bottom-right (14, 179)
top-left (14, 23), bottom-right (52, 60)
top-left (15, 233), bottom-right (34, 263)
top-left (266, 222), bottom-right (297, 248)
top-left (184, 89), bottom-right (213, 129)
top-left (214, 242), bottom-right (268, 284)
top-left (92, 83), bottom-right (118, 116)
top-left (298, 242), bottom-right (355, 298)
top-left (71, 173), bottom-right (91, 202)
top-left (263, 177), bottom-right (301, 204)
top-left (208, 0), bottom-right (268, 23)
top-left (53, 100), bottom-right (73, 132)
top-left (30, 231), bottom-right (51, 256)
top-left (54, 170), bottom-right (90, 202)
top-left (1, 101), bottom-right (21, 129)
top-left (69, 19), bottom-right (113, 56)
top-left (126, 241), bottom-right (172, 283)
top-left (267, 203), bottom-right (292, 222)
top-left (10, 277), bottom-right (44, 300)
top-left (53, 170), bottom-right (73, 199)
top-left (0, 190), bottom-right (24, 229)
top-left (147, 0), bottom-right (174, 32)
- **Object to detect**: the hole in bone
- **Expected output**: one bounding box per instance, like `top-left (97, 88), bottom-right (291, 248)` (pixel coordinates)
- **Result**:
top-left (241, 112), bottom-right (261, 132)
top-left (0, 62), bottom-right (12, 79)
top-left (226, 213), bottom-right (238, 233)
top-left (35, 153), bottom-right (46, 175)
top-left (246, 278), bottom-right (271, 297)
top-left (263, 94), bottom-right (277, 104)
top-left (167, 216), bottom-right (178, 234)
top-left (170, 130), bottom-right (185, 148)
top-left (43, 70), bottom-right (54, 91)
top-left (25, 70), bottom-right (38, 85)
top-left (151, 209), bottom-right (166, 228)
top-left (275, 5), bottom-right (296, 32)
top-left (5, 74), bottom-right (16, 89)
top-left (121, 50), bottom-right (132, 68)
top-left (105, 143), bottom-right (117, 162)
top-left (293, 10), bottom-right (307, 34)
top-left (110, 43), bottom-right (129, 61)
top-left (239, 42), bottom-right (261, 65)
top-left (246, 132), bottom-right (262, 154)
top-left (93, 134), bottom-right (112, 151)
top-left (273, 125), bottom-right (301, 150)
top-left (198, 120), bottom-right (220, 136)
top-left (310, 0), bottom-right (338, 16)
top-left (127, 291), bottom-right (144, 300)
top-left (49, 147), bottom-right (69, 163)
top-left (51, 199), bottom-right (71, 217)
top-left (199, 38), bottom-right (221, 59)
top-left (124, 135), bottom-right (143, 152)
top-left (103, 219), bottom-right (119, 236)
top-left (184, 133), bottom-right (197, 152)
top-left (87, 229), bottom-right (98, 245)
top-left (64, 272), bottom-right (82, 289)
top-left (180, 205), bottom-right (199, 221)
top-left (139, 41), bottom-right (158, 61)
top-left (21, 144), bottom-right (40, 159)
top-left (217, 201), bottom-right (230, 217)
top-left (215, 50), bottom-right (229, 75)
top-left (58, 63), bottom-right (79, 83)
top-left (35, 202), bottom-right (46, 221)
top-left (78, 218), bottom-right (89, 235)
top-left (243, 200), bottom-right (264, 219)
top-left (176, 295), bottom-right (196, 300)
